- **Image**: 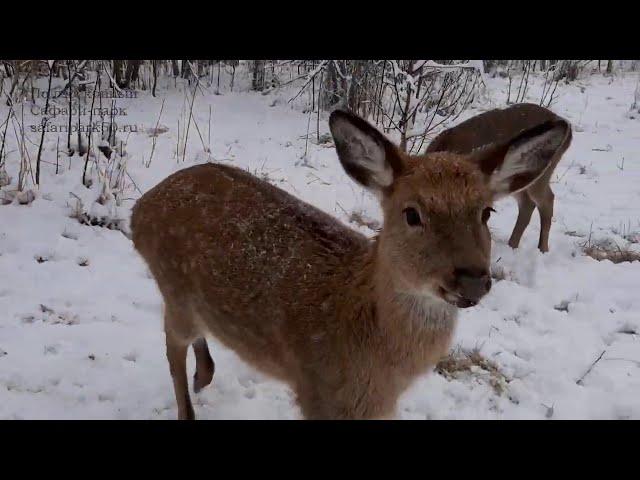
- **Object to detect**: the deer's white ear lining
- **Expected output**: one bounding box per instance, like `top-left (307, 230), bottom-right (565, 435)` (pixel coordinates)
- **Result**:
top-left (331, 117), bottom-right (393, 189)
top-left (489, 125), bottom-right (563, 194)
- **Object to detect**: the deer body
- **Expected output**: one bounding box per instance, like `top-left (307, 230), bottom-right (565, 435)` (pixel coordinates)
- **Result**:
top-left (131, 110), bottom-right (570, 419)
top-left (132, 162), bottom-right (456, 419)
top-left (426, 103), bottom-right (572, 252)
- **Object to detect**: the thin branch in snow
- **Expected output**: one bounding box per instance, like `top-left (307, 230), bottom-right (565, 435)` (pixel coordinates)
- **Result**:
top-left (576, 350), bottom-right (606, 385)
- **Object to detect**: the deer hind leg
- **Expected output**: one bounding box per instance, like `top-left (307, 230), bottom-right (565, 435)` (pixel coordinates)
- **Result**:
top-left (508, 192), bottom-right (536, 249)
top-left (164, 307), bottom-right (198, 420)
top-left (166, 331), bottom-right (195, 420)
top-left (530, 185), bottom-right (555, 253)
top-left (193, 338), bottom-right (215, 393)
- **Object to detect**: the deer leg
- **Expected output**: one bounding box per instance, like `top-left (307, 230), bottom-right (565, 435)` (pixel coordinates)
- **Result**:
top-left (531, 186), bottom-right (555, 253)
top-left (508, 192), bottom-right (536, 249)
top-left (166, 330), bottom-right (195, 420)
top-left (193, 338), bottom-right (215, 394)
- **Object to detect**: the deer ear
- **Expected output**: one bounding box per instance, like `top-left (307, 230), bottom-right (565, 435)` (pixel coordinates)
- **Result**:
top-left (471, 120), bottom-right (571, 198)
top-left (329, 110), bottom-right (404, 193)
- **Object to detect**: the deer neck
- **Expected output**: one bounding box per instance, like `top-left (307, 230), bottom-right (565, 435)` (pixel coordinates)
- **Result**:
top-left (335, 239), bottom-right (457, 384)
top-left (345, 240), bottom-right (457, 335)
top-left (376, 272), bottom-right (458, 336)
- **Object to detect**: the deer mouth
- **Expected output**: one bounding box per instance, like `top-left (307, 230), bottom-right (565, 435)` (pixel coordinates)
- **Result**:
top-left (438, 286), bottom-right (479, 309)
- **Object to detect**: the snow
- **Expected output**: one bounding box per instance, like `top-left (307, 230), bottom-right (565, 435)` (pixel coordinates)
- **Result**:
top-left (0, 69), bottom-right (639, 419)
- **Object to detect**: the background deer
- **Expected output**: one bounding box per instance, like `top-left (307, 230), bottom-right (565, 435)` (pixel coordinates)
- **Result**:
top-left (426, 103), bottom-right (573, 252)
top-left (130, 110), bottom-right (570, 420)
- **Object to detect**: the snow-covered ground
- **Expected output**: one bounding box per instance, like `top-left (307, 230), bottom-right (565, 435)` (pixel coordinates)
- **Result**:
top-left (1, 70), bottom-right (639, 419)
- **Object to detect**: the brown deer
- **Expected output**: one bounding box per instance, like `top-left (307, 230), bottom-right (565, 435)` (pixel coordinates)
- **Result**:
top-left (130, 110), bottom-right (570, 420)
top-left (426, 103), bottom-right (573, 252)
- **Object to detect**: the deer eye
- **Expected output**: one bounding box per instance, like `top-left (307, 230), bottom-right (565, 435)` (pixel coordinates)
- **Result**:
top-left (482, 207), bottom-right (496, 223)
top-left (403, 207), bottom-right (422, 227)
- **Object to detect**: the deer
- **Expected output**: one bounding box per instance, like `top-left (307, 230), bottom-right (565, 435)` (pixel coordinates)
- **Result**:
top-left (426, 103), bottom-right (573, 253)
top-left (130, 109), bottom-right (570, 420)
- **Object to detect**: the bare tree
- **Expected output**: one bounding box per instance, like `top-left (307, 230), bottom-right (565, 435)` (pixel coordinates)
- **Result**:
top-left (251, 60), bottom-right (265, 91)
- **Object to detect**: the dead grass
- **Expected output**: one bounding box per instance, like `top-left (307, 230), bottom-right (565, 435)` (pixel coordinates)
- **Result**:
top-left (578, 225), bottom-right (640, 264)
top-left (67, 192), bottom-right (125, 232)
top-left (490, 264), bottom-right (507, 282)
top-left (436, 347), bottom-right (510, 396)
top-left (348, 210), bottom-right (380, 231)
top-left (583, 244), bottom-right (640, 264)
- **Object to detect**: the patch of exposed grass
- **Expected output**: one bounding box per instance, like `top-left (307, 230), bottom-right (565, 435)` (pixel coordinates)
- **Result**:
top-left (583, 244), bottom-right (640, 264)
top-left (436, 347), bottom-right (510, 396)
top-left (348, 210), bottom-right (380, 231)
top-left (578, 228), bottom-right (640, 264)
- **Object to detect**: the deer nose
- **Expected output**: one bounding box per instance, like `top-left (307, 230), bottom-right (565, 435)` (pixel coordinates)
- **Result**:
top-left (453, 268), bottom-right (492, 305)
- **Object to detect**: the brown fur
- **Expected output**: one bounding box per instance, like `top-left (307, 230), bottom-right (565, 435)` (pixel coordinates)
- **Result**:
top-left (131, 110), bottom-right (565, 420)
top-left (427, 103), bottom-right (573, 252)
top-left (132, 161), bottom-right (465, 419)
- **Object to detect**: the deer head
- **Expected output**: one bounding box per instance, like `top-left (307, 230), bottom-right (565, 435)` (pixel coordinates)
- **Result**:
top-left (329, 110), bottom-right (569, 308)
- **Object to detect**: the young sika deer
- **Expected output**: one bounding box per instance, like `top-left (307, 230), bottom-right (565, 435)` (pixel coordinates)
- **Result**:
top-left (131, 110), bottom-right (570, 420)
top-left (426, 103), bottom-right (572, 252)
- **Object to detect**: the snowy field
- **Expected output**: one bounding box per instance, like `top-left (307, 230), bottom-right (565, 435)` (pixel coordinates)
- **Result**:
top-left (0, 69), bottom-right (639, 419)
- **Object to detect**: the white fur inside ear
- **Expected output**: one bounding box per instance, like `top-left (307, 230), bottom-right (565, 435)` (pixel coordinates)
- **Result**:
top-left (490, 126), bottom-right (563, 194)
top-left (332, 118), bottom-right (393, 188)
